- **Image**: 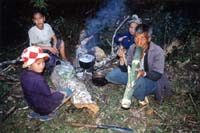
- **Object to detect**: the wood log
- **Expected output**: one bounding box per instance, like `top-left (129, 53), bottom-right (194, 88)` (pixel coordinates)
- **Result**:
top-left (121, 47), bottom-right (143, 109)
top-left (0, 57), bottom-right (20, 68)
top-left (2, 106), bottom-right (17, 122)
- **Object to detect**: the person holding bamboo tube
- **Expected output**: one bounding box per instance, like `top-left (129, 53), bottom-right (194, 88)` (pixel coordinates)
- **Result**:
top-left (110, 24), bottom-right (172, 105)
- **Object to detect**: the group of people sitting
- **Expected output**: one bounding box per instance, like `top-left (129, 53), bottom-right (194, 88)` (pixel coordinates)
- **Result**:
top-left (20, 9), bottom-right (71, 121)
top-left (106, 15), bottom-right (172, 106)
top-left (20, 9), bottom-right (172, 121)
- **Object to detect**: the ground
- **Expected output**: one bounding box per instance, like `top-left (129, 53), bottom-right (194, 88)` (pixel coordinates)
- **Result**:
top-left (0, 61), bottom-right (200, 132)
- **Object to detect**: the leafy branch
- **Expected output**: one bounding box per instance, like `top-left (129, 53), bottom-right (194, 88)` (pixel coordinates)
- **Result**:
top-left (30, 0), bottom-right (48, 8)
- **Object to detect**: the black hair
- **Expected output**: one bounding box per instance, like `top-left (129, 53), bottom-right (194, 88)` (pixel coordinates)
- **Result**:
top-left (31, 8), bottom-right (46, 18)
top-left (135, 24), bottom-right (153, 37)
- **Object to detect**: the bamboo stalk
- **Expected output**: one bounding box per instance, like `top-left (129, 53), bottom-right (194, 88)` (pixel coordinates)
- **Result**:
top-left (121, 47), bottom-right (143, 109)
top-left (2, 106), bottom-right (17, 122)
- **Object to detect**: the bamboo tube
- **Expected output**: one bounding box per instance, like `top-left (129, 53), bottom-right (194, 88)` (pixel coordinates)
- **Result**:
top-left (121, 47), bottom-right (143, 109)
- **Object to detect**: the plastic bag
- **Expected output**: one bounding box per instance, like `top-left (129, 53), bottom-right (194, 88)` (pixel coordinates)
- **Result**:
top-left (50, 63), bottom-right (99, 114)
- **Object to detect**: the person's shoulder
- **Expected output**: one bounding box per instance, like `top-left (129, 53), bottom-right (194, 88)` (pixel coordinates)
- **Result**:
top-left (150, 42), bottom-right (164, 53)
top-left (21, 70), bottom-right (33, 82)
top-left (129, 43), bottom-right (136, 49)
top-left (123, 31), bottom-right (131, 36)
top-left (21, 72), bottom-right (45, 87)
top-left (21, 70), bottom-right (42, 80)
top-left (116, 31), bottom-right (129, 36)
top-left (127, 43), bottom-right (136, 53)
top-left (44, 23), bottom-right (52, 28)
top-left (28, 25), bottom-right (37, 33)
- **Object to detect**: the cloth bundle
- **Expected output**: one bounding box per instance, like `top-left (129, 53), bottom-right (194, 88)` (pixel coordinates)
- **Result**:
top-left (51, 62), bottom-right (99, 114)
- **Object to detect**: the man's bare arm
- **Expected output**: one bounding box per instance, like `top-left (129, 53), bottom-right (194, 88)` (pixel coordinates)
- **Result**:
top-left (31, 43), bottom-right (58, 54)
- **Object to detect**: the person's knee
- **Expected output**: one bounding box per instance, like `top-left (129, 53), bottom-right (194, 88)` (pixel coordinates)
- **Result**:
top-left (105, 71), bottom-right (113, 81)
top-left (133, 90), bottom-right (145, 101)
top-left (134, 77), bottom-right (146, 88)
top-left (133, 86), bottom-right (146, 100)
top-left (133, 78), bottom-right (147, 100)
top-left (137, 77), bottom-right (146, 83)
top-left (105, 68), bottom-right (127, 84)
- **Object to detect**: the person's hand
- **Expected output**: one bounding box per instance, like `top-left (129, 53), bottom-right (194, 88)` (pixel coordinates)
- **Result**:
top-left (117, 46), bottom-right (127, 65)
top-left (49, 47), bottom-right (59, 54)
top-left (60, 88), bottom-right (72, 98)
top-left (117, 46), bottom-right (126, 58)
top-left (136, 69), bottom-right (145, 79)
top-left (64, 88), bottom-right (72, 96)
top-left (118, 36), bottom-right (127, 42)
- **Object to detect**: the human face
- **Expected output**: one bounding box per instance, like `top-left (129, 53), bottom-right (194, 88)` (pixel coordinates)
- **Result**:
top-left (134, 32), bottom-right (151, 50)
top-left (29, 58), bottom-right (45, 73)
top-left (129, 22), bottom-right (139, 35)
top-left (32, 13), bottom-right (45, 29)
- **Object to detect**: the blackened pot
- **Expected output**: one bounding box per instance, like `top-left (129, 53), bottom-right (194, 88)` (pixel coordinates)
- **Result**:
top-left (79, 54), bottom-right (95, 69)
top-left (92, 72), bottom-right (108, 86)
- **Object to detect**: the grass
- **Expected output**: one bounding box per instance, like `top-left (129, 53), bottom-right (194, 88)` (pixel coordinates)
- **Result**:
top-left (0, 63), bottom-right (200, 133)
top-left (0, 30), bottom-right (199, 132)
top-left (1, 39), bottom-right (200, 132)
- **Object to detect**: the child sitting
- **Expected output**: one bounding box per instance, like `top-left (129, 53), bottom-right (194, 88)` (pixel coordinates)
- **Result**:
top-left (20, 46), bottom-right (72, 121)
top-left (114, 14), bottom-right (142, 50)
top-left (28, 9), bottom-right (67, 70)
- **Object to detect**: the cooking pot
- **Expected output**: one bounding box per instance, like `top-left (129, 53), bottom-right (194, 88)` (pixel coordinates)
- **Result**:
top-left (92, 72), bottom-right (108, 86)
top-left (79, 54), bottom-right (95, 69)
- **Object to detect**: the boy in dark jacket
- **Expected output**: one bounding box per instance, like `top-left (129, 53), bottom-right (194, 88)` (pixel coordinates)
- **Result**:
top-left (20, 46), bottom-right (72, 121)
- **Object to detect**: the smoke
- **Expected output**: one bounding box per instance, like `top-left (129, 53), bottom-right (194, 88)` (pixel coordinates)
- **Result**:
top-left (82, 0), bottom-right (126, 49)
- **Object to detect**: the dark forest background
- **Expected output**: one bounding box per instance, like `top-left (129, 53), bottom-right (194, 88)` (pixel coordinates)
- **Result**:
top-left (1, 0), bottom-right (200, 48)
